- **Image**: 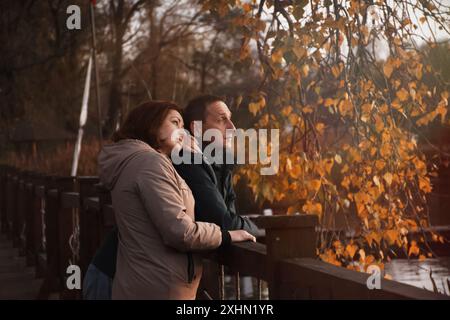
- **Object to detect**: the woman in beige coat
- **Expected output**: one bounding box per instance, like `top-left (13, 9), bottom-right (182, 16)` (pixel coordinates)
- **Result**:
top-left (98, 101), bottom-right (254, 300)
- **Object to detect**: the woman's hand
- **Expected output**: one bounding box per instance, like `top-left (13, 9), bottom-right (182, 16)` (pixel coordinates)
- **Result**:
top-left (228, 230), bottom-right (256, 243)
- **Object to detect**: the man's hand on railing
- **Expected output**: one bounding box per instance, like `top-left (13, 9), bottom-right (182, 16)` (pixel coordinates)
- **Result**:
top-left (228, 230), bottom-right (256, 243)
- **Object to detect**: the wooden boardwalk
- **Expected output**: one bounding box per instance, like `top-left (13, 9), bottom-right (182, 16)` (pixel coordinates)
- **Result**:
top-left (0, 232), bottom-right (43, 300)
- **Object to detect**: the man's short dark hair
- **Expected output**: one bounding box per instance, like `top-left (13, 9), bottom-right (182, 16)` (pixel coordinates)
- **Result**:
top-left (183, 94), bottom-right (224, 133)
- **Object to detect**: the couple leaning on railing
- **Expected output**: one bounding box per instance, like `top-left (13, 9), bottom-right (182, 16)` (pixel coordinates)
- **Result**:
top-left (83, 95), bottom-right (264, 300)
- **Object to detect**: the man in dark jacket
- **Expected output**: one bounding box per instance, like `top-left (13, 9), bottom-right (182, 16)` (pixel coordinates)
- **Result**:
top-left (175, 94), bottom-right (260, 234)
top-left (82, 95), bottom-right (260, 299)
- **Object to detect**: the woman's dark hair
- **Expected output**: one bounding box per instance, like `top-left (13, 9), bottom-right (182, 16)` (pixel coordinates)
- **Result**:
top-left (111, 100), bottom-right (182, 148)
top-left (183, 94), bottom-right (224, 133)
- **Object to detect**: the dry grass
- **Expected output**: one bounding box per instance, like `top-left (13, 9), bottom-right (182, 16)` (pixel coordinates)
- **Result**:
top-left (3, 138), bottom-right (102, 176)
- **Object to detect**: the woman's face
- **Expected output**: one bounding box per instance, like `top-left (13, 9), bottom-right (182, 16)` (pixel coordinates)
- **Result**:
top-left (156, 109), bottom-right (185, 155)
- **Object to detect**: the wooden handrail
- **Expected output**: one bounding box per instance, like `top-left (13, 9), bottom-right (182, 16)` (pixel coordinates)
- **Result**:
top-left (1, 166), bottom-right (449, 300)
top-left (277, 257), bottom-right (449, 300)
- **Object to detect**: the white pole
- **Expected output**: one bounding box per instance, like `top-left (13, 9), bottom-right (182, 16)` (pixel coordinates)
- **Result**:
top-left (71, 54), bottom-right (93, 177)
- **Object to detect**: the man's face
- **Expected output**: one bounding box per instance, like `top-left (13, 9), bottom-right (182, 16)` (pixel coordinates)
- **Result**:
top-left (203, 101), bottom-right (236, 148)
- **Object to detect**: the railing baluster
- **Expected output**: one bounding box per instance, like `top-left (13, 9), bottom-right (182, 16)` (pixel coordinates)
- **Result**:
top-left (219, 264), bottom-right (225, 300)
top-left (258, 279), bottom-right (262, 300)
top-left (0, 165), bottom-right (8, 234)
top-left (41, 197), bottom-right (46, 252)
top-left (234, 272), bottom-right (240, 300)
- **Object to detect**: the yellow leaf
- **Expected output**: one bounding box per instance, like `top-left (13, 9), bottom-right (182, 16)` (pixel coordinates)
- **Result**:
top-left (315, 123), bottom-right (325, 135)
top-left (383, 172), bottom-right (393, 186)
top-left (242, 3), bottom-right (252, 12)
top-left (320, 249), bottom-right (341, 266)
top-left (345, 244), bottom-right (358, 259)
top-left (375, 160), bottom-right (385, 170)
top-left (302, 106), bottom-right (313, 114)
top-left (332, 65), bottom-right (341, 78)
top-left (359, 249), bottom-right (366, 262)
top-left (281, 105), bottom-right (293, 116)
top-left (323, 158), bottom-right (334, 175)
top-left (341, 176), bottom-right (350, 190)
top-left (287, 206), bottom-right (297, 215)
top-left (248, 102), bottom-right (259, 116)
top-left (396, 88), bottom-right (409, 101)
top-left (375, 115), bottom-right (384, 132)
top-left (380, 143), bottom-right (392, 158)
top-left (384, 229), bottom-right (399, 245)
top-left (293, 46), bottom-right (306, 59)
top-left (415, 64), bottom-right (423, 80)
top-left (324, 98), bottom-right (335, 107)
top-left (248, 96), bottom-right (266, 116)
top-left (288, 163), bottom-right (302, 179)
top-left (373, 175), bottom-right (381, 188)
top-left (334, 154), bottom-right (342, 164)
top-left (365, 232), bottom-right (382, 247)
top-left (301, 64), bottom-right (309, 77)
top-left (408, 240), bottom-right (420, 256)
top-left (383, 62), bottom-right (393, 78)
top-left (288, 113), bottom-right (299, 126)
top-left (418, 176), bottom-right (432, 193)
top-left (271, 49), bottom-right (283, 64)
top-left (302, 201), bottom-right (322, 216)
top-left (436, 102), bottom-right (448, 122)
top-left (307, 179), bottom-right (322, 193)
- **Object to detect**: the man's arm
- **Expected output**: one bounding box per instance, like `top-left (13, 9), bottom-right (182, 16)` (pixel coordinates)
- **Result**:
top-left (175, 163), bottom-right (258, 235)
top-left (224, 173), bottom-right (262, 236)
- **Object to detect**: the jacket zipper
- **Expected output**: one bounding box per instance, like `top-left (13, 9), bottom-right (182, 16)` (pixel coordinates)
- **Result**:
top-left (187, 252), bottom-right (194, 283)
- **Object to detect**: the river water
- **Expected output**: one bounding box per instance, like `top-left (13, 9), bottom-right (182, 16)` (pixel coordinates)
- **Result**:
top-left (385, 257), bottom-right (450, 295)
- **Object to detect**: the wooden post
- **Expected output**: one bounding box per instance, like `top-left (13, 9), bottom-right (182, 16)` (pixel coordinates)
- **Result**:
top-left (11, 171), bottom-right (21, 247)
top-left (0, 165), bottom-right (8, 234)
top-left (197, 258), bottom-right (221, 300)
top-left (38, 176), bottom-right (76, 298)
top-left (5, 168), bottom-right (13, 237)
top-left (96, 183), bottom-right (115, 240)
top-left (6, 168), bottom-right (19, 239)
top-left (24, 171), bottom-right (40, 266)
top-left (254, 214), bottom-right (318, 299)
top-left (83, 196), bottom-right (101, 268)
top-left (55, 177), bottom-right (77, 295)
top-left (32, 174), bottom-right (46, 277)
top-left (77, 177), bottom-right (99, 274)
top-left (17, 170), bottom-right (31, 255)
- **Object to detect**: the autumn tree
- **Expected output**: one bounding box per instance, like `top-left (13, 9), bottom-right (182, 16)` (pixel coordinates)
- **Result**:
top-left (200, 0), bottom-right (450, 271)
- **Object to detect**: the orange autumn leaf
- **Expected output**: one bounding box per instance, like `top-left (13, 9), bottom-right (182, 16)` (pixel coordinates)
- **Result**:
top-left (302, 200), bottom-right (323, 216)
top-left (383, 62), bottom-right (394, 78)
top-left (307, 179), bottom-right (322, 193)
top-left (271, 49), bottom-right (283, 64)
top-left (384, 230), bottom-right (399, 245)
top-left (396, 88), bottom-right (409, 101)
top-left (383, 172), bottom-right (393, 186)
top-left (418, 176), bottom-right (432, 193)
top-left (345, 243), bottom-right (358, 259)
top-left (408, 240), bottom-right (420, 256)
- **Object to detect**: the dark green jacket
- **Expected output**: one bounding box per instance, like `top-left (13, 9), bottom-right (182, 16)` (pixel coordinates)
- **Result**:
top-left (174, 155), bottom-right (259, 234)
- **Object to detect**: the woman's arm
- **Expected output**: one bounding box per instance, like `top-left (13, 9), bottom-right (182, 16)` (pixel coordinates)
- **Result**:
top-left (135, 153), bottom-right (223, 252)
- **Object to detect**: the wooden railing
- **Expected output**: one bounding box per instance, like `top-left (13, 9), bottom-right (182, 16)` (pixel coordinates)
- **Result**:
top-left (0, 164), bottom-right (448, 300)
